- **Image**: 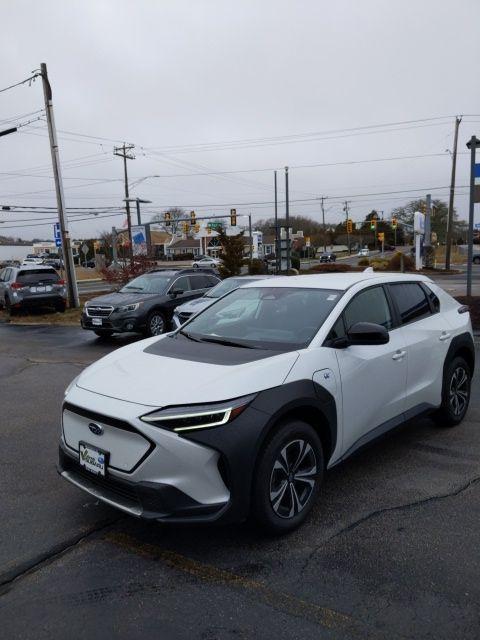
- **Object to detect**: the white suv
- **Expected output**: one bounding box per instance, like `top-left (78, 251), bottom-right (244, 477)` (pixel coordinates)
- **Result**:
top-left (58, 272), bottom-right (474, 534)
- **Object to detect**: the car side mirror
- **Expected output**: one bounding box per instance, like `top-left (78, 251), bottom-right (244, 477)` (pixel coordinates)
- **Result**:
top-left (346, 322), bottom-right (389, 346)
top-left (169, 287), bottom-right (184, 297)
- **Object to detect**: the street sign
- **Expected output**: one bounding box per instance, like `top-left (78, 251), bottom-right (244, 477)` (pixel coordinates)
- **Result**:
top-left (305, 236), bottom-right (311, 247)
top-left (474, 163), bottom-right (480, 203)
top-left (474, 222), bottom-right (480, 229)
top-left (81, 243), bottom-right (89, 255)
top-left (53, 222), bottom-right (61, 240)
top-left (207, 221), bottom-right (222, 230)
top-left (55, 238), bottom-right (62, 247)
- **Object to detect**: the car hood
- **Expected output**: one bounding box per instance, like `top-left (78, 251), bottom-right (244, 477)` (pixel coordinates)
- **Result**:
top-left (175, 297), bottom-right (215, 314)
top-left (75, 335), bottom-right (299, 406)
top-left (85, 292), bottom-right (160, 307)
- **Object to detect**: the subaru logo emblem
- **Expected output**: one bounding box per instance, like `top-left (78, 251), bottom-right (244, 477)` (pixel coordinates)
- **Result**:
top-left (88, 422), bottom-right (103, 436)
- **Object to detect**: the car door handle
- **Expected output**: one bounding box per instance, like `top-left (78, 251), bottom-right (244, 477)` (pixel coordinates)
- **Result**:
top-left (439, 332), bottom-right (451, 342)
top-left (392, 350), bottom-right (406, 361)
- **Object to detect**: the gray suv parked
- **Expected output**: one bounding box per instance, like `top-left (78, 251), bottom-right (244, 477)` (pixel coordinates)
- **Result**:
top-left (0, 265), bottom-right (67, 314)
top-left (81, 268), bottom-right (220, 337)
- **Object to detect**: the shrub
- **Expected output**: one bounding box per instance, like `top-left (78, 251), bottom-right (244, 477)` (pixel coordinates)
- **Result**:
top-left (100, 256), bottom-right (156, 286)
top-left (358, 258), bottom-right (370, 267)
top-left (388, 251), bottom-right (415, 272)
top-left (248, 259), bottom-right (267, 275)
top-left (370, 259), bottom-right (389, 271)
top-left (308, 263), bottom-right (351, 273)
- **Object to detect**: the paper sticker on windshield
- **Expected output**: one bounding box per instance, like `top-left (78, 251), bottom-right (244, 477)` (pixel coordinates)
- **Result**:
top-left (327, 294), bottom-right (338, 301)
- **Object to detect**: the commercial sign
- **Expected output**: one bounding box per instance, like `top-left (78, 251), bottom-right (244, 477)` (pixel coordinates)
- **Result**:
top-left (474, 163), bottom-right (480, 203)
top-left (131, 225), bottom-right (148, 256)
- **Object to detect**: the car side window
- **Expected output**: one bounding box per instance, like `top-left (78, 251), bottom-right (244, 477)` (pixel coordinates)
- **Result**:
top-left (171, 276), bottom-right (190, 293)
top-left (189, 275), bottom-right (207, 290)
top-left (423, 284), bottom-right (440, 313)
top-left (389, 283), bottom-right (431, 324)
top-left (344, 286), bottom-right (393, 331)
top-left (0, 269), bottom-right (5, 281)
top-left (326, 316), bottom-right (346, 343)
top-left (4, 268), bottom-right (12, 281)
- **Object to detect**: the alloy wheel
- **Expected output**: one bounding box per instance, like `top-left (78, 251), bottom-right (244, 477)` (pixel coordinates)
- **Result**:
top-left (449, 366), bottom-right (469, 417)
top-left (149, 314), bottom-right (165, 336)
top-left (269, 439), bottom-right (317, 519)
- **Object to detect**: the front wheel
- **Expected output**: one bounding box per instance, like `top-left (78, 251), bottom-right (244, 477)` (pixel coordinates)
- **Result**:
top-left (473, 257), bottom-right (480, 264)
top-left (433, 356), bottom-right (471, 427)
top-left (146, 311), bottom-right (167, 336)
top-left (251, 420), bottom-right (324, 534)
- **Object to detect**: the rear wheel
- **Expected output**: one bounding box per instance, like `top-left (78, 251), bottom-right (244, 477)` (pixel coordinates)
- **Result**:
top-left (93, 329), bottom-right (114, 338)
top-left (473, 256), bottom-right (480, 264)
top-left (146, 310), bottom-right (167, 336)
top-left (55, 302), bottom-right (66, 313)
top-left (433, 356), bottom-right (471, 427)
top-left (252, 420), bottom-right (324, 534)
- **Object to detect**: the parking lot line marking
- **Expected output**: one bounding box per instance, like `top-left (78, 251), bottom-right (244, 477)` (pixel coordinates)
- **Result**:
top-left (105, 531), bottom-right (387, 638)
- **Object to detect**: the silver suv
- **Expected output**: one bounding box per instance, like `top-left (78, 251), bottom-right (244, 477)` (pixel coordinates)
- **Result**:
top-left (0, 265), bottom-right (67, 314)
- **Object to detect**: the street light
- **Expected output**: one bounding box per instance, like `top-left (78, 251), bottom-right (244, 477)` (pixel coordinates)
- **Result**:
top-left (123, 197), bottom-right (152, 225)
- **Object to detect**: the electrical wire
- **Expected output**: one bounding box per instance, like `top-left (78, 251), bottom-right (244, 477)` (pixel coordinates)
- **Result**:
top-left (0, 73), bottom-right (40, 94)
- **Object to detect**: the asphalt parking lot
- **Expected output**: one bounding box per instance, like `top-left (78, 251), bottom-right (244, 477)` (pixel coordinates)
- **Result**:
top-left (1, 325), bottom-right (479, 639)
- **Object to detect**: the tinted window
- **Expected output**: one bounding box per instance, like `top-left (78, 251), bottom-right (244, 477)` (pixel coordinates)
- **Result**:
top-left (190, 275), bottom-right (209, 290)
top-left (344, 286), bottom-right (393, 330)
top-left (16, 269), bottom-right (59, 284)
top-left (423, 285), bottom-right (440, 313)
top-left (390, 283), bottom-right (431, 324)
top-left (184, 287), bottom-right (342, 350)
top-left (171, 276), bottom-right (190, 293)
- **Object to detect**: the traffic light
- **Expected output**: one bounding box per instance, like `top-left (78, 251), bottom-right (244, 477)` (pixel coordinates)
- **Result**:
top-left (182, 221), bottom-right (190, 233)
top-left (391, 217), bottom-right (397, 229)
top-left (190, 210), bottom-right (196, 225)
top-left (207, 227), bottom-right (211, 235)
top-left (346, 219), bottom-right (353, 234)
top-left (378, 232), bottom-right (385, 242)
top-left (164, 211), bottom-right (171, 227)
top-left (370, 218), bottom-right (377, 231)
top-left (194, 224), bottom-right (200, 233)
top-left (230, 208), bottom-right (237, 226)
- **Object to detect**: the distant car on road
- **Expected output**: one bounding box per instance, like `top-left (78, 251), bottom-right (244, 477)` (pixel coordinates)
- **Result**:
top-left (172, 274), bottom-right (274, 329)
top-left (81, 268), bottom-right (220, 337)
top-left (43, 258), bottom-right (63, 270)
top-left (82, 260), bottom-right (96, 268)
top-left (21, 257), bottom-right (43, 266)
top-left (0, 265), bottom-right (67, 314)
top-left (192, 256), bottom-right (222, 269)
top-left (358, 248), bottom-right (370, 257)
top-left (319, 252), bottom-right (337, 263)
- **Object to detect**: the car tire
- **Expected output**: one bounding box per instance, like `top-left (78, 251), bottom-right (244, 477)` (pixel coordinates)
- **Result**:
top-left (251, 420), bottom-right (324, 535)
top-left (94, 330), bottom-right (114, 338)
top-left (146, 310), bottom-right (167, 336)
top-left (192, 264), bottom-right (198, 269)
top-left (473, 257), bottom-right (480, 264)
top-left (433, 355), bottom-right (471, 427)
top-left (55, 303), bottom-right (66, 313)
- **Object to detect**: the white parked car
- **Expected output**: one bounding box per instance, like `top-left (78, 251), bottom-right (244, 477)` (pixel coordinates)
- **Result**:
top-left (192, 256), bottom-right (222, 269)
top-left (21, 257), bottom-right (44, 266)
top-left (358, 248), bottom-right (370, 257)
top-left (59, 272), bottom-right (474, 534)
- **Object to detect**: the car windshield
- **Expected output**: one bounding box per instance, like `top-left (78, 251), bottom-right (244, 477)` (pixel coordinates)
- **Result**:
top-left (182, 286), bottom-right (342, 350)
top-left (119, 274), bottom-right (172, 294)
top-left (205, 277), bottom-right (256, 299)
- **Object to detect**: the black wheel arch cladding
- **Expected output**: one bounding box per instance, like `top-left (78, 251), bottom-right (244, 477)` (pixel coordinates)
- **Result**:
top-left (181, 379), bottom-right (337, 523)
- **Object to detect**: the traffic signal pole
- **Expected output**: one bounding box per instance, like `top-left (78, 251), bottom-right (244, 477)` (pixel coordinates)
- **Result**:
top-left (40, 63), bottom-right (79, 308)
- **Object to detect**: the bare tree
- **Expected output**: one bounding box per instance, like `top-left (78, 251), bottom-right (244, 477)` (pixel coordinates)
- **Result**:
top-left (150, 207), bottom-right (185, 235)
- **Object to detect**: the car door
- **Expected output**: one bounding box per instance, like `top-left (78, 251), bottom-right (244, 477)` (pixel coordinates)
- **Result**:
top-left (187, 274), bottom-right (211, 300)
top-left (331, 284), bottom-right (408, 456)
top-left (0, 268), bottom-right (11, 303)
top-left (164, 275), bottom-right (193, 315)
top-left (387, 282), bottom-right (450, 412)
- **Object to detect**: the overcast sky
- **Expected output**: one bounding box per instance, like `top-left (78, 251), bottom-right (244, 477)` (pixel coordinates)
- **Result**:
top-left (1, 0), bottom-right (479, 240)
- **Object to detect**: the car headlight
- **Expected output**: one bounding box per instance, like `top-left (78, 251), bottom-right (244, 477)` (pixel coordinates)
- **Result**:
top-left (119, 302), bottom-right (141, 312)
top-left (140, 394), bottom-right (256, 433)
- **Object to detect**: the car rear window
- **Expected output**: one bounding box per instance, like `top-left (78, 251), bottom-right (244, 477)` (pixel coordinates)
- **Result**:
top-left (16, 269), bottom-right (59, 284)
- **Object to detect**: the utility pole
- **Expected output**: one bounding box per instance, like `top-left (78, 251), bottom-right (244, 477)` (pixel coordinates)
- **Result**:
top-left (274, 170), bottom-right (280, 273)
top-left (114, 143), bottom-right (135, 262)
top-left (40, 63), bottom-right (79, 308)
top-left (320, 196), bottom-right (327, 252)
top-left (285, 166), bottom-right (290, 271)
top-left (466, 135), bottom-right (480, 297)
top-left (445, 116), bottom-right (462, 270)
top-left (343, 201), bottom-right (351, 254)
top-left (248, 214), bottom-right (253, 262)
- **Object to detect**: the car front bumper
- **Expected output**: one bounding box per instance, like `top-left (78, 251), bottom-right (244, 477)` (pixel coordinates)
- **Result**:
top-left (81, 311), bottom-right (144, 333)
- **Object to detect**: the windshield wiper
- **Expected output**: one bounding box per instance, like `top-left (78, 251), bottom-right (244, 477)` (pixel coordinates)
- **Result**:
top-left (197, 336), bottom-right (257, 349)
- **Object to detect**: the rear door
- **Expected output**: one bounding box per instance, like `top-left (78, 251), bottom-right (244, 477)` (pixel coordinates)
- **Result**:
top-left (331, 284), bottom-right (408, 455)
top-left (387, 282), bottom-right (450, 412)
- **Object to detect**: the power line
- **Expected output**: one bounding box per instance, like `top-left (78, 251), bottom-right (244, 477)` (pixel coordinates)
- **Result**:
top-left (0, 73), bottom-right (40, 94)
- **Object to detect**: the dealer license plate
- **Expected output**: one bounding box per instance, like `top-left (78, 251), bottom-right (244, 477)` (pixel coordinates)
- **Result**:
top-left (79, 442), bottom-right (107, 476)
top-left (92, 317), bottom-right (102, 326)
top-left (31, 286), bottom-right (46, 293)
